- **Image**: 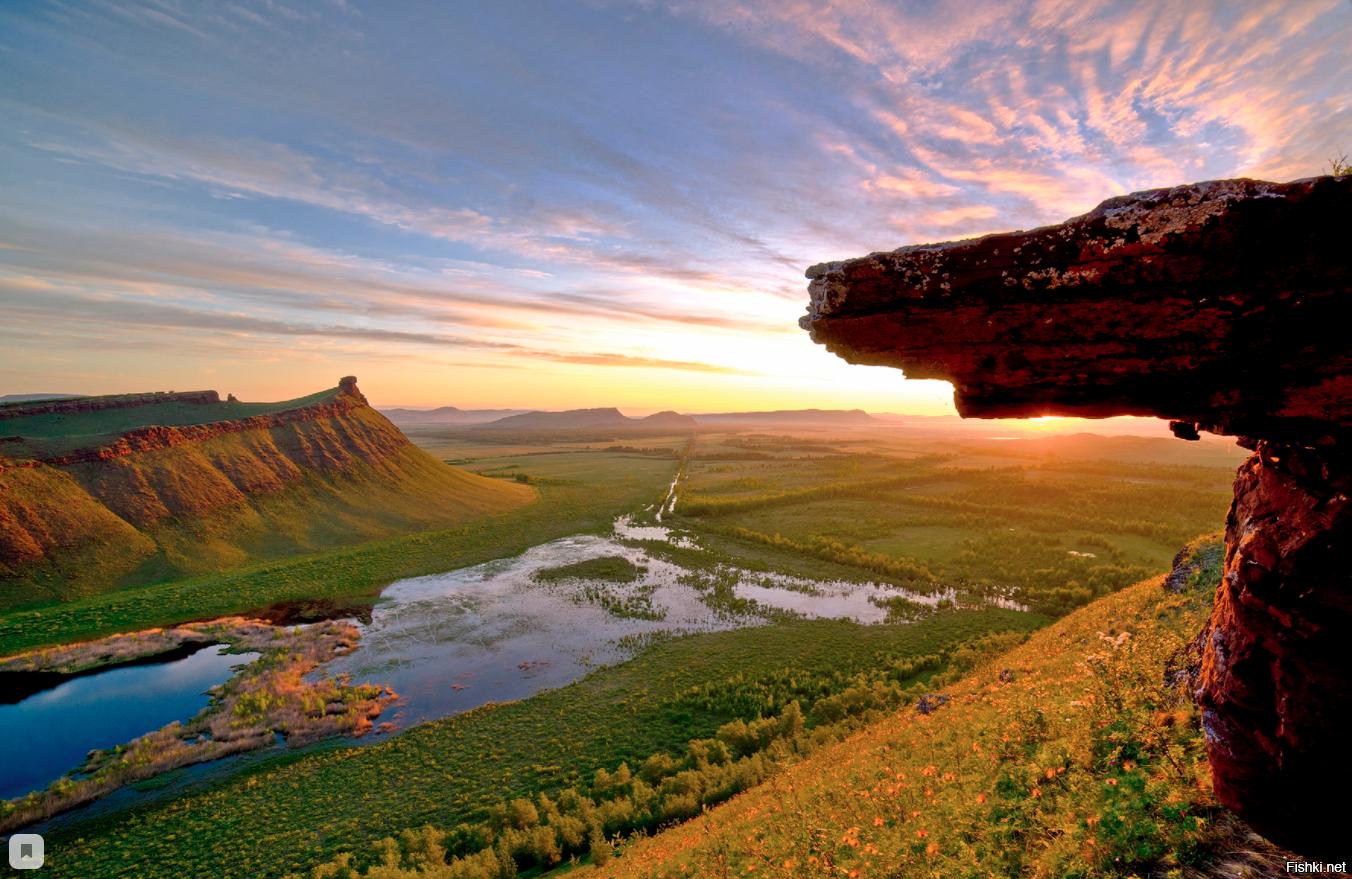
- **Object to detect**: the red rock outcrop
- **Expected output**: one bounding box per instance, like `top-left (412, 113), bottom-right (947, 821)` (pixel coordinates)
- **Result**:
top-left (801, 175), bottom-right (1352, 859)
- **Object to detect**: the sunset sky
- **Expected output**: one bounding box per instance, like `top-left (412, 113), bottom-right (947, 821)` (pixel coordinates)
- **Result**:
top-left (2, 0), bottom-right (1349, 414)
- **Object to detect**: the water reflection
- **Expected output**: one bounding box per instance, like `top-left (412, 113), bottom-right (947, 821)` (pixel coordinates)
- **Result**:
top-left (324, 517), bottom-right (971, 726)
top-left (0, 645), bottom-right (259, 801)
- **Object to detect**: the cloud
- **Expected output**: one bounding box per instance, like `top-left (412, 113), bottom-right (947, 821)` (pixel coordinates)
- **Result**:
top-left (4, 0), bottom-right (1350, 402)
top-left (541, 352), bottom-right (769, 376)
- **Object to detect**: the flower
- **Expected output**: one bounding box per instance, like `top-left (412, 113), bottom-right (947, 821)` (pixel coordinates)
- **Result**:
top-left (873, 817), bottom-right (884, 826)
top-left (977, 794), bottom-right (987, 804)
top-left (917, 829), bottom-right (930, 838)
top-left (1106, 778), bottom-right (1119, 786)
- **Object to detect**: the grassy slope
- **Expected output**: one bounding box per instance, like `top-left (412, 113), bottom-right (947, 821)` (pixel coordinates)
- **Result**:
top-left (581, 549), bottom-right (1234, 878)
top-left (0, 456), bottom-right (677, 656)
top-left (1, 402), bottom-right (535, 610)
top-left (41, 611), bottom-right (1050, 879)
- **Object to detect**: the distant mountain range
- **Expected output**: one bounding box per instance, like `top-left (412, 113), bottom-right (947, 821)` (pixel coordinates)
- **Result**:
top-left (478, 408), bottom-right (699, 429)
top-left (377, 405), bottom-right (899, 428)
top-left (377, 406), bottom-right (534, 424)
top-left (689, 408), bottom-right (879, 425)
top-left (641, 411), bottom-right (700, 428)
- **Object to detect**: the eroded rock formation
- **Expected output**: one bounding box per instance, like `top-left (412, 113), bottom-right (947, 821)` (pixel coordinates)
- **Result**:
top-left (801, 175), bottom-right (1352, 858)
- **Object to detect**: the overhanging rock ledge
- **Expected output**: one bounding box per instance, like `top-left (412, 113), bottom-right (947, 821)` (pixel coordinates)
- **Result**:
top-left (801, 175), bottom-right (1352, 859)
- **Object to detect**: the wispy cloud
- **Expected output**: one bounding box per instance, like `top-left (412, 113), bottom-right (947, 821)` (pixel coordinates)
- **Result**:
top-left (1, 0), bottom-right (1348, 405)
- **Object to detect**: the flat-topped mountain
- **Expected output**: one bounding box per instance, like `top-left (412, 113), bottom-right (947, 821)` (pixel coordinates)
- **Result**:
top-left (690, 408), bottom-right (878, 425)
top-left (0, 393), bottom-right (86, 403)
top-left (0, 377), bottom-right (533, 609)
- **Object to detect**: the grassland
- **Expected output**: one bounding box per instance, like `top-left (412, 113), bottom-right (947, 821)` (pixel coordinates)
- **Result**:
top-left (672, 430), bottom-right (1234, 617)
top-left (38, 610), bottom-right (1050, 878)
top-left (0, 453), bottom-right (679, 656)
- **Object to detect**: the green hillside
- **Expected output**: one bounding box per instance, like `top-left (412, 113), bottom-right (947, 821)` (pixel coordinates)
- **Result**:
top-left (0, 381), bottom-right (534, 610)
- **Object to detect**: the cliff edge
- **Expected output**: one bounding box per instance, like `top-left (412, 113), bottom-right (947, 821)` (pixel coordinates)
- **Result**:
top-left (0, 377), bottom-right (534, 608)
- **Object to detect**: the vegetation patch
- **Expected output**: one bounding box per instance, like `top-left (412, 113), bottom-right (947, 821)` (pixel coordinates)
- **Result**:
top-left (1, 619), bottom-right (395, 833)
top-left (542, 539), bottom-right (1304, 879)
top-left (533, 557), bottom-right (644, 584)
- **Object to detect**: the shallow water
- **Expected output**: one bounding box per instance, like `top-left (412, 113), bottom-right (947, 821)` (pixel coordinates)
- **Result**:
top-left (323, 516), bottom-right (971, 726)
top-left (0, 644), bottom-right (259, 801)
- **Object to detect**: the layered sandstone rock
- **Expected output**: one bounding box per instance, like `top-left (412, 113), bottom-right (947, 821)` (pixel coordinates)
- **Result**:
top-left (801, 175), bottom-right (1352, 858)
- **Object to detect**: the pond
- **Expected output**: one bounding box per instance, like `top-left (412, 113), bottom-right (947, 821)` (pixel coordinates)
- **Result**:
top-left (0, 644), bottom-right (260, 801)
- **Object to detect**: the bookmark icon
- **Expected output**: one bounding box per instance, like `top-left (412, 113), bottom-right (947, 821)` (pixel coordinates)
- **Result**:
top-left (8, 834), bottom-right (44, 869)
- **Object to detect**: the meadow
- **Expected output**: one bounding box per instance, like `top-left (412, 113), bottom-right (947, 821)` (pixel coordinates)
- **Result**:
top-left (38, 611), bottom-right (1049, 878)
top-left (672, 430), bottom-right (1235, 617)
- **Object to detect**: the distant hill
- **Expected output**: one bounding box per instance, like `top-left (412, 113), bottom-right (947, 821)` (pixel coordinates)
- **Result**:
top-left (0, 393), bottom-right (86, 403)
top-left (0, 377), bottom-right (533, 610)
top-left (639, 410), bottom-right (699, 428)
top-left (483, 408), bottom-right (634, 429)
top-left (378, 407), bottom-right (533, 424)
top-left (690, 408), bottom-right (879, 425)
top-left (872, 412), bottom-right (962, 423)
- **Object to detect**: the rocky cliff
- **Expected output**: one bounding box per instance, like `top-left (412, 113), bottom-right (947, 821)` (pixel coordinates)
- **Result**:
top-left (801, 175), bottom-right (1352, 859)
top-left (0, 377), bottom-right (534, 609)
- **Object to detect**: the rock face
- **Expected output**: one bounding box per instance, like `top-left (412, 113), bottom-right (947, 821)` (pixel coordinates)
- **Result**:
top-left (803, 176), bottom-right (1352, 440)
top-left (1201, 438), bottom-right (1352, 857)
top-left (801, 176), bottom-right (1352, 859)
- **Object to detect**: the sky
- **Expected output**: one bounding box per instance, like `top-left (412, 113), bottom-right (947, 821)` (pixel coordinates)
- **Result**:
top-left (1, 0), bottom-right (1349, 415)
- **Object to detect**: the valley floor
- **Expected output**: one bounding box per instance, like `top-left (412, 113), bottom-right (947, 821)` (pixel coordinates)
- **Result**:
top-left (3, 424), bottom-right (1269, 877)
